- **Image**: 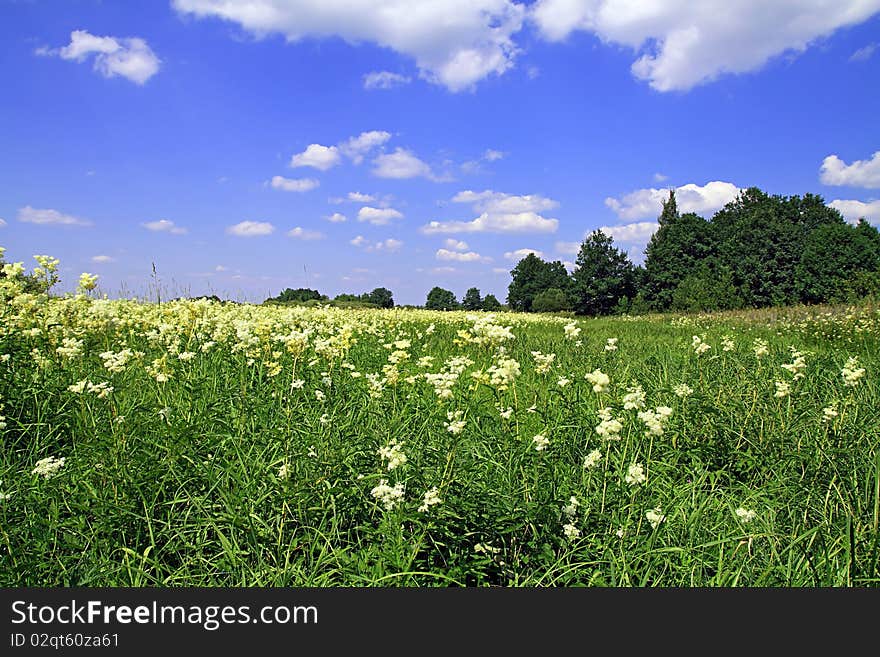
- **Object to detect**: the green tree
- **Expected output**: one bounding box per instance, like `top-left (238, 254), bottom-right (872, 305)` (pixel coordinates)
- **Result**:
top-left (570, 230), bottom-right (635, 316)
top-left (670, 260), bottom-right (742, 312)
top-left (644, 190), bottom-right (717, 310)
top-left (425, 286), bottom-right (459, 310)
top-left (506, 254), bottom-right (570, 312)
top-left (481, 294), bottom-right (502, 311)
top-left (268, 287), bottom-right (326, 304)
top-left (462, 287), bottom-right (483, 310)
top-left (795, 221), bottom-right (880, 303)
top-left (531, 287), bottom-right (571, 312)
top-left (368, 287), bottom-right (395, 308)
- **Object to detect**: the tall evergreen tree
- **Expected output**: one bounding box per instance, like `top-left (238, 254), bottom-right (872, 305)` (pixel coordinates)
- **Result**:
top-left (462, 287), bottom-right (483, 310)
top-left (506, 254), bottom-right (570, 312)
top-left (570, 230), bottom-right (635, 316)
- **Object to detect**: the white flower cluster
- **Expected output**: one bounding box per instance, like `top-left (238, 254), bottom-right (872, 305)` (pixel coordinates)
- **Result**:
top-left (841, 356), bottom-right (865, 387)
top-left (595, 407), bottom-right (623, 440)
top-left (377, 439), bottom-right (408, 471)
top-left (734, 507), bottom-right (756, 523)
top-left (673, 383), bottom-right (693, 398)
top-left (605, 337), bottom-right (618, 352)
top-left (56, 337), bottom-right (84, 360)
top-left (585, 369), bottom-right (610, 393)
top-left (645, 507), bottom-right (666, 529)
top-left (563, 322), bottom-right (581, 340)
top-left (781, 347), bottom-right (806, 380)
top-left (532, 434), bottom-right (549, 451)
top-left (561, 495), bottom-right (581, 541)
top-left (99, 348), bottom-right (139, 373)
top-left (444, 410), bottom-right (466, 435)
top-left (370, 479), bottom-right (405, 511)
top-left (622, 384), bottom-right (646, 410)
top-left (424, 356), bottom-right (473, 400)
top-left (531, 351), bottom-right (556, 375)
top-left (418, 486), bottom-right (442, 513)
top-left (67, 380), bottom-right (114, 399)
top-left (486, 357), bottom-right (521, 391)
top-left (691, 335), bottom-right (711, 355)
top-left (32, 456), bottom-right (66, 479)
top-left (637, 406), bottom-right (673, 436)
top-left (753, 338), bottom-right (769, 358)
top-left (625, 462), bottom-right (646, 486)
top-left (583, 449), bottom-right (602, 469)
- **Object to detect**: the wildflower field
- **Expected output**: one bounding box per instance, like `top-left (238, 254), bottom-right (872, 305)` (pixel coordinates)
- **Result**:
top-left (1, 266), bottom-right (879, 586)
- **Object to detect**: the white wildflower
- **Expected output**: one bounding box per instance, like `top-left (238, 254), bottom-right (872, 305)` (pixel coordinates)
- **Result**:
top-left (32, 456), bottom-right (66, 479)
top-left (646, 508), bottom-right (665, 529)
top-left (625, 462), bottom-right (646, 486)
top-left (583, 449), bottom-right (602, 469)
top-left (418, 487), bottom-right (442, 512)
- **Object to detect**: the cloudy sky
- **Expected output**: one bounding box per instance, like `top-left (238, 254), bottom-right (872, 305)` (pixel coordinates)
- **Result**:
top-left (2, 0), bottom-right (879, 304)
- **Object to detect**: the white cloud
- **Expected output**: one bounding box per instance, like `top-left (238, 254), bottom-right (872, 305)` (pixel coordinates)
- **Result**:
top-left (173, 0), bottom-right (525, 92)
top-left (0, 218), bottom-right (6, 228)
top-left (597, 221), bottom-right (659, 243)
top-left (453, 189), bottom-right (559, 214)
top-left (372, 148), bottom-right (437, 180)
top-left (325, 212), bottom-right (347, 223)
top-left (290, 144), bottom-right (341, 170)
top-left (436, 248), bottom-right (491, 262)
top-left (483, 149), bottom-right (505, 162)
top-left (530, 1), bottom-right (880, 91)
top-left (347, 191), bottom-right (376, 203)
top-left (828, 199), bottom-right (880, 225)
top-left (142, 219), bottom-right (188, 234)
top-left (492, 267), bottom-right (509, 274)
top-left (653, 173), bottom-right (668, 182)
top-left (357, 206), bottom-right (404, 225)
top-left (18, 206), bottom-right (91, 227)
top-left (270, 175), bottom-right (319, 192)
top-left (504, 248), bottom-right (544, 261)
top-left (605, 181), bottom-right (740, 220)
top-left (423, 189), bottom-right (560, 234)
top-left (850, 42), bottom-right (878, 62)
top-left (363, 70), bottom-right (412, 90)
top-left (820, 152), bottom-right (880, 189)
top-left (215, 265), bottom-right (228, 272)
top-left (226, 220), bottom-right (275, 237)
top-left (555, 240), bottom-right (580, 255)
top-left (45, 30), bottom-right (160, 84)
top-left (350, 236), bottom-right (403, 252)
top-left (286, 226), bottom-right (324, 240)
top-left (444, 238), bottom-right (469, 250)
top-left (461, 149), bottom-right (506, 174)
top-left (339, 130), bottom-right (392, 164)
top-left (91, 255), bottom-right (114, 263)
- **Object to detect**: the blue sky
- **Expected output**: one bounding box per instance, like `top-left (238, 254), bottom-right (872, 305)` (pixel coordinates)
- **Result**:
top-left (1, 0), bottom-right (879, 305)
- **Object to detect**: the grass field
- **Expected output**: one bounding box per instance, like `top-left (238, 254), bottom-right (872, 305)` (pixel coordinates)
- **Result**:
top-left (1, 284), bottom-right (879, 586)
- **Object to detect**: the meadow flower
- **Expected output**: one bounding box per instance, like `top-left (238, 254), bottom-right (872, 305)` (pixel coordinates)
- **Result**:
top-left (77, 272), bottom-right (99, 293)
top-left (562, 496), bottom-right (579, 518)
top-left (821, 403), bottom-right (838, 423)
top-left (563, 322), bottom-right (581, 340)
top-left (290, 379), bottom-right (306, 389)
top-left (841, 356), bottom-right (865, 387)
top-left (735, 507), bottom-right (757, 523)
top-left (418, 486), bottom-right (442, 512)
top-left (583, 449), bottom-right (602, 469)
top-left (177, 351), bottom-right (196, 362)
top-left (87, 381), bottom-right (114, 399)
top-left (595, 417), bottom-right (623, 440)
top-left (487, 357), bottom-right (521, 391)
top-left (319, 413), bottom-right (330, 425)
top-left (531, 351), bottom-right (556, 374)
top-left (473, 543), bottom-right (500, 555)
top-left (774, 381), bottom-right (791, 398)
top-left (781, 347), bottom-right (806, 380)
top-left (314, 389), bottom-right (326, 402)
top-left (605, 337), bottom-right (618, 351)
top-left (646, 508), bottom-right (666, 529)
top-left (32, 456), bottom-right (66, 479)
top-left (67, 380), bottom-right (88, 394)
top-left (691, 335), bottom-right (711, 355)
top-left (532, 434), bottom-right (550, 451)
top-left (498, 406), bottom-right (514, 420)
top-left (562, 522), bottom-right (581, 541)
top-left (370, 479), bottom-right (405, 511)
top-left (277, 461), bottom-right (291, 480)
top-left (585, 369), bottom-right (610, 392)
top-left (56, 337), bottom-right (84, 360)
top-left (622, 384), bottom-right (646, 410)
top-left (377, 439), bottom-right (408, 471)
top-left (674, 383), bottom-right (693, 398)
top-left (445, 410), bottom-right (466, 435)
top-left (637, 407), bottom-right (672, 436)
top-left (597, 407), bottom-right (614, 421)
top-left (721, 336), bottom-right (735, 352)
top-left (625, 462), bottom-right (646, 486)
top-left (557, 376), bottom-right (571, 387)
top-left (753, 338), bottom-right (769, 358)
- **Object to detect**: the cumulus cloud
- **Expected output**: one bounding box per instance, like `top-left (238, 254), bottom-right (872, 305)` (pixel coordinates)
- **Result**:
top-left (530, 1), bottom-right (880, 91)
top-left (483, 149), bottom-right (505, 162)
top-left (372, 148), bottom-right (437, 180)
top-left (828, 199), bottom-right (880, 225)
top-left (350, 236), bottom-right (403, 252)
top-left (436, 248), bottom-right (491, 262)
top-left (325, 212), bottom-right (347, 223)
top-left (597, 221), bottom-right (659, 243)
top-left (461, 148), bottom-right (507, 174)
top-left (347, 191), bottom-right (376, 203)
top-left (422, 189), bottom-right (560, 234)
top-left (357, 206), bottom-right (404, 225)
top-left (605, 181), bottom-right (740, 220)
top-left (173, 0), bottom-right (525, 92)
top-left (226, 220), bottom-right (275, 237)
top-left (290, 144), bottom-right (340, 170)
top-left (142, 219), bottom-right (188, 234)
top-left (444, 238), bottom-right (469, 250)
top-left (91, 255), bottom-right (114, 263)
top-left (286, 226), bottom-right (324, 240)
top-left (363, 70), bottom-right (412, 90)
top-left (820, 152), bottom-right (880, 189)
top-left (339, 130), bottom-right (392, 164)
top-left (41, 30), bottom-right (160, 84)
top-left (270, 175), bottom-right (319, 192)
top-left (555, 241), bottom-right (580, 255)
top-left (504, 248), bottom-right (544, 261)
top-left (18, 206), bottom-right (91, 227)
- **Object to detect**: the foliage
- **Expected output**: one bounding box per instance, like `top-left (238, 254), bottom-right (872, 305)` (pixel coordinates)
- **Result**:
top-left (507, 254), bottom-right (570, 312)
top-left (570, 230), bottom-right (635, 316)
top-left (462, 287), bottom-right (483, 311)
top-left (531, 287), bottom-right (572, 312)
top-left (425, 286), bottom-right (459, 310)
